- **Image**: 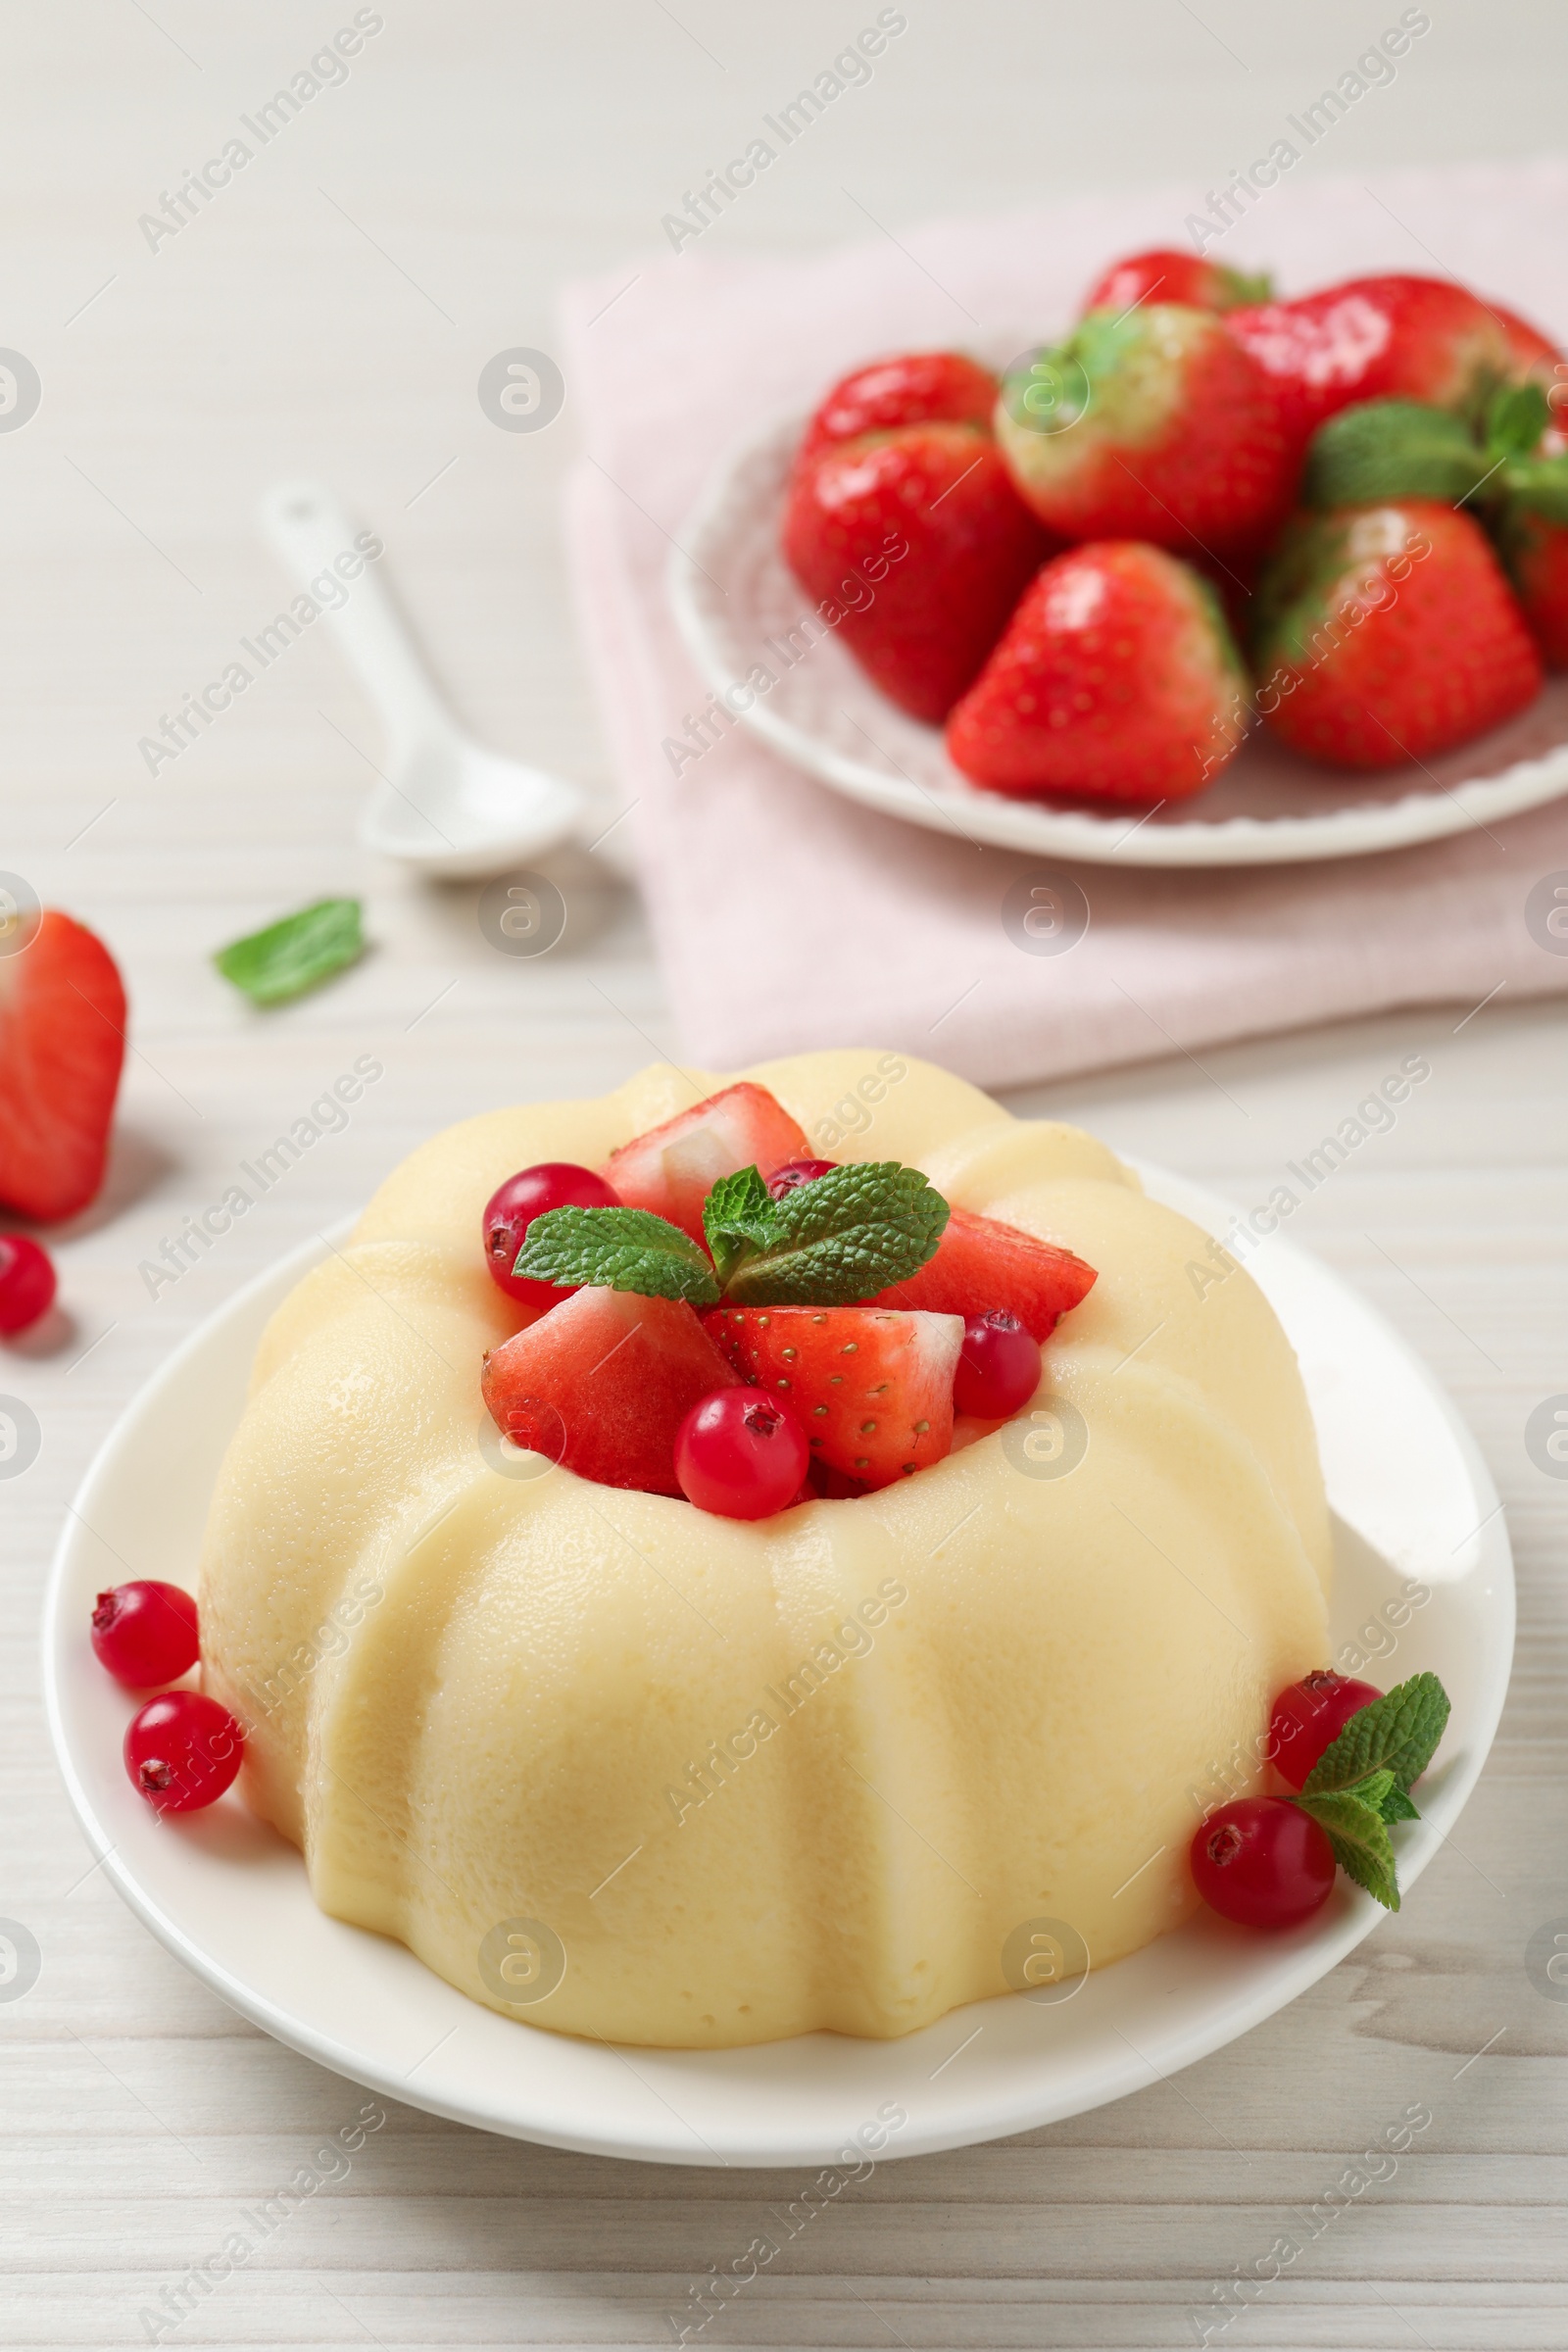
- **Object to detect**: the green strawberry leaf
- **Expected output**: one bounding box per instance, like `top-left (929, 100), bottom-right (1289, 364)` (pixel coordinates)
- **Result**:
top-left (1486, 380), bottom-right (1551, 462)
top-left (1302, 399), bottom-right (1488, 511)
top-left (1300, 1671), bottom-right (1451, 1799)
top-left (214, 897), bottom-right (364, 1006)
top-left (513, 1205), bottom-right (720, 1307)
top-left (721, 1160), bottom-right (950, 1307)
top-left (703, 1166), bottom-right (782, 1288)
top-left (1218, 264), bottom-right (1274, 307)
top-left (1289, 1785), bottom-right (1401, 1910)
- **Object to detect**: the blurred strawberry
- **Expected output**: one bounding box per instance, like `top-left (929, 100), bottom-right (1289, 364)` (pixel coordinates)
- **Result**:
top-left (1228, 273), bottom-right (1561, 462)
top-left (945, 540), bottom-right (1250, 802)
top-left (0, 908), bottom-right (125, 1221)
top-left (995, 305), bottom-right (1293, 560)
top-left (1494, 460), bottom-right (1568, 666)
top-left (783, 420), bottom-right (1056, 724)
top-left (1251, 498), bottom-right (1543, 769)
top-left (1081, 247), bottom-right (1272, 317)
top-left (797, 351), bottom-right (1001, 463)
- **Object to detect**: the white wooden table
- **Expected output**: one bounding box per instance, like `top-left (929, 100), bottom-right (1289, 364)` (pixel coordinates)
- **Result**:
top-left (4, 5), bottom-right (1567, 2343)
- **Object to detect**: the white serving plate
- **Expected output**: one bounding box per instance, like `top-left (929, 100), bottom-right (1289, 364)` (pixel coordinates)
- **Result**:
top-left (44, 1165), bottom-right (1512, 2168)
top-left (668, 410), bottom-right (1568, 867)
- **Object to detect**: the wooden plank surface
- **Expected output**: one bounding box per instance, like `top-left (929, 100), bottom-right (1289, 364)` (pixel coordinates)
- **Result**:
top-left (3, 4), bottom-right (1567, 2344)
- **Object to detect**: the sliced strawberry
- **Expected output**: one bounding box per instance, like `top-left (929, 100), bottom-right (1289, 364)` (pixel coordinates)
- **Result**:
top-left (482, 1288), bottom-right (734, 1495)
top-left (603, 1083), bottom-right (808, 1245)
top-left (871, 1205), bottom-right (1096, 1340)
top-left (0, 909), bottom-right (126, 1222)
top-left (704, 1303), bottom-right (961, 1490)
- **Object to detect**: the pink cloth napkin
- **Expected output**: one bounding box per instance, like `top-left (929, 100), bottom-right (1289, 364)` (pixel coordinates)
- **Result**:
top-left (563, 160), bottom-right (1568, 1092)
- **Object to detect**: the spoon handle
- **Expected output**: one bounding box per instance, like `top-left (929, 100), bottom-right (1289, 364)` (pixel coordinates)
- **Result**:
top-left (258, 480), bottom-right (452, 757)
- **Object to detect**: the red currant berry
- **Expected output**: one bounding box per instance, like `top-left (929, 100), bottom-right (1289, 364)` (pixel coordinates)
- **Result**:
top-left (1269, 1671), bottom-right (1384, 1789)
top-left (91, 1581), bottom-right (200, 1688)
top-left (0, 1235), bottom-right (56, 1335)
top-left (765, 1158), bottom-right (837, 1200)
top-left (123, 1690), bottom-right (245, 1813)
top-left (1190, 1796), bottom-right (1336, 1929)
top-left (954, 1309), bottom-right (1042, 1419)
top-left (482, 1162), bottom-right (620, 1310)
top-left (675, 1387), bottom-right (809, 1519)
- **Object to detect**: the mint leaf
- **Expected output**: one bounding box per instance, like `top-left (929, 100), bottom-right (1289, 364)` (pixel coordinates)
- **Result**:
top-left (513, 1205), bottom-right (719, 1307)
top-left (721, 1161), bottom-right (949, 1307)
top-left (1301, 1672), bottom-right (1450, 1799)
top-left (1499, 453), bottom-right (1568, 524)
top-left (1487, 380), bottom-right (1551, 462)
top-left (703, 1166), bottom-right (781, 1288)
top-left (1302, 400), bottom-right (1487, 511)
top-left (1289, 1786), bottom-right (1401, 1910)
top-left (1375, 1781), bottom-right (1421, 1826)
top-left (214, 897), bottom-right (364, 1005)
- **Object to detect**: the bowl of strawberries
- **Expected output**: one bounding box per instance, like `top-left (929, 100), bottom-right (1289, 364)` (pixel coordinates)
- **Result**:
top-left (669, 248), bottom-right (1568, 864)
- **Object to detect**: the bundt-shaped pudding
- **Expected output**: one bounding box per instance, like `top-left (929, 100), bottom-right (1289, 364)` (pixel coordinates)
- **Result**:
top-left (198, 1051), bottom-right (1330, 2047)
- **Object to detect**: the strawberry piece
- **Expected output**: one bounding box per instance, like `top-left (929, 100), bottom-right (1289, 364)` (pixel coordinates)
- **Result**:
top-left (996, 305), bottom-right (1293, 559)
top-left (602, 1082), bottom-right (808, 1246)
top-left (798, 350), bottom-right (1001, 463)
top-left (783, 421), bottom-right (1057, 724)
top-left (705, 1303), bottom-right (961, 1490)
top-left (946, 542), bottom-right (1250, 803)
top-left (870, 1205), bottom-right (1096, 1341)
top-left (481, 1288), bottom-right (735, 1495)
top-left (1228, 273), bottom-right (1561, 463)
top-left (1082, 248), bottom-right (1273, 317)
top-left (0, 909), bottom-right (125, 1222)
top-left (1252, 499), bottom-right (1544, 770)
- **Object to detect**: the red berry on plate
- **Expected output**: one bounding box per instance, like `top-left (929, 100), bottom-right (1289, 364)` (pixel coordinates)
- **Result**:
top-left (797, 349), bottom-right (1002, 463)
top-left (1081, 247), bottom-right (1273, 318)
top-left (483, 1161), bottom-right (620, 1310)
top-left (954, 1309), bottom-right (1042, 1419)
top-left (1190, 1796), bottom-right (1336, 1929)
top-left (0, 1234), bottom-right (56, 1333)
top-left (765, 1157), bottom-right (837, 1199)
top-left (91, 1580), bottom-right (200, 1688)
top-left (675, 1387), bottom-right (809, 1519)
top-left (1269, 1670), bottom-right (1384, 1789)
top-left (123, 1689), bottom-right (244, 1812)
top-left (1252, 499), bottom-right (1543, 771)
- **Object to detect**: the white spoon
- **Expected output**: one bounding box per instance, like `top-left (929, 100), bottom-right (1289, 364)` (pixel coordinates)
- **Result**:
top-left (259, 479), bottom-right (585, 879)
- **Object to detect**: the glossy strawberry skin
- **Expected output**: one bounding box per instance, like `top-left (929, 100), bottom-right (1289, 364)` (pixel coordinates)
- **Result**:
top-left (1082, 248), bottom-right (1272, 317)
top-left (0, 909), bottom-right (125, 1222)
top-left (1251, 499), bottom-right (1544, 770)
top-left (946, 541), bottom-right (1250, 804)
top-left (1228, 273), bottom-right (1561, 461)
top-left (997, 305), bottom-right (1294, 558)
top-left (783, 422), bottom-right (1057, 724)
top-left (798, 351), bottom-right (1000, 463)
top-left (704, 1303), bottom-right (962, 1491)
top-left (1497, 507), bottom-right (1568, 666)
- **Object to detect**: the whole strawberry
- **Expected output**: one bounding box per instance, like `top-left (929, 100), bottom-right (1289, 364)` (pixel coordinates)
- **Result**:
top-left (1081, 247), bottom-right (1272, 317)
top-left (995, 304), bottom-right (1293, 559)
top-left (1229, 273), bottom-right (1560, 462)
top-left (1251, 499), bottom-right (1543, 769)
top-left (945, 541), bottom-right (1250, 802)
top-left (783, 421), bottom-right (1056, 724)
top-left (797, 350), bottom-right (1001, 463)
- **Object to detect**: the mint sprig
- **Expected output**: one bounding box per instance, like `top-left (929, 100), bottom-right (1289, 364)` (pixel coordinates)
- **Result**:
top-left (1284, 1672), bottom-right (1450, 1912)
top-left (720, 1160), bottom-right (949, 1306)
top-left (518, 1160), bottom-right (949, 1311)
top-left (512, 1205), bottom-right (719, 1306)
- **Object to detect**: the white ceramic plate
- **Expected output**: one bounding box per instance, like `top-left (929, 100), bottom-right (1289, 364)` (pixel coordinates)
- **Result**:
top-left (668, 410), bottom-right (1568, 866)
top-left (44, 1166), bottom-right (1513, 2168)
